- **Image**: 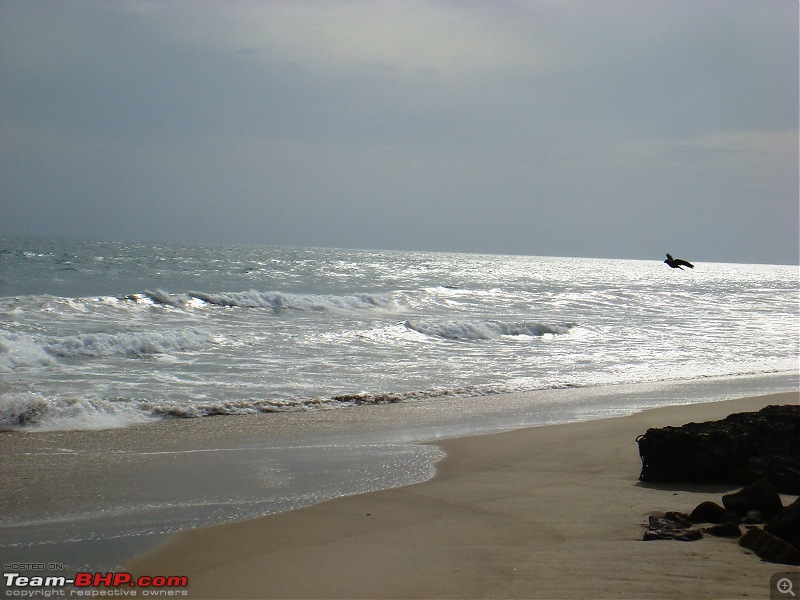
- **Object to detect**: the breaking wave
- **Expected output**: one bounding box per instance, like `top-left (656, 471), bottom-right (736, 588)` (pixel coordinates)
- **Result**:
top-left (0, 329), bottom-right (216, 370)
top-left (0, 333), bottom-right (56, 372)
top-left (404, 319), bottom-right (575, 341)
top-left (0, 392), bottom-right (154, 431)
top-left (129, 289), bottom-right (395, 311)
top-left (0, 385), bottom-right (531, 431)
top-left (42, 329), bottom-right (216, 358)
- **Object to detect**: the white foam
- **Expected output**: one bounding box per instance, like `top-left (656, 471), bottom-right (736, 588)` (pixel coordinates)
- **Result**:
top-left (0, 392), bottom-right (153, 431)
top-left (0, 328), bottom-right (217, 371)
top-left (0, 332), bottom-right (56, 372)
top-left (132, 289), bottom-right (395, 312)
top-left (404, 319), bottom-right (574, 341)
top-left (43, 329), bottom-right (216, 358)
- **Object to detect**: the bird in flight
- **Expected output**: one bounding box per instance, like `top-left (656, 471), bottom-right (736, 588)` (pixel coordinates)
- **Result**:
top-left (664, 253), bottom-right (694, 269)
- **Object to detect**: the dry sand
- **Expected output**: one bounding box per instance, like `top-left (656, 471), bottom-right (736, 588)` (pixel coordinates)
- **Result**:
top-left (128, 392), bottom-right (799, 599)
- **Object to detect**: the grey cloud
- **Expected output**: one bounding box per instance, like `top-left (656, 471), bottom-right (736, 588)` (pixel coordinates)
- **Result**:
top-left (0, 0), bottom-right (797, 264)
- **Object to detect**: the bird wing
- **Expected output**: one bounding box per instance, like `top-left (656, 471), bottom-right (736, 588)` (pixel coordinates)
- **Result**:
top-left (674, 259), bottom-right (694, 268)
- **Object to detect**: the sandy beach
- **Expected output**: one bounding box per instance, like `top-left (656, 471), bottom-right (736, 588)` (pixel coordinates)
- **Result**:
top-left (127, 392), bottom-right (799, 599)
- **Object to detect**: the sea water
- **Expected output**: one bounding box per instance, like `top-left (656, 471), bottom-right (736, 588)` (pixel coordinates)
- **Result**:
top-left (1, 236), bottom-right (798, 431)
top-left (1, 236), bottom-right (798, 569)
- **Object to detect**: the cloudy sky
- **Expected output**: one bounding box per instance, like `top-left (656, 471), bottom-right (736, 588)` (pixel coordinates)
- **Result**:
top-left (1, 0), bottom-right (797, 263)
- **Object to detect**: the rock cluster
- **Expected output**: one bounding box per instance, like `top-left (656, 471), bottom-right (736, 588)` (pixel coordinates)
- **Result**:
top-left (638, 404), bottom-right (800, 565)
top-left (643, 477), bottom-right (800, 565)
top-left (636, 404), bottom-right (800, 493)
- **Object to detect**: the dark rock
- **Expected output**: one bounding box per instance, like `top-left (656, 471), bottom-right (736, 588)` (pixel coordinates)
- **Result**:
top-left (691, 501), bottom-right (738, 524)
top-left (703, 522), bottom-right (742, 538)
top-left (742, 455), bottom-right (800, 494)
top-left (636, 404), bottom-right (800, 493)
top-left (648, 515), bottom-right (669, 529)
top-left (644, 515), bottom-right (702, 542)
top-left (765, 497), bottom-right (800, 543)
top-left (743, 510), bottom-right (766, 524)
top-left (722, 478), bottom-right (783, 520)
top-left (644, 529), bottom-right (703, 542)
top-left (664, 511), bottom-right (693, 527)
top-left (739, 527), bottom-right (800, 566)
top-left (644, 527), bottom-right (703, 542)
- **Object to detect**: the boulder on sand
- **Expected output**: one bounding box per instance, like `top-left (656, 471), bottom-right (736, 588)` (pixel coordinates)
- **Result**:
top-left (690, 501), bottom-right (738, 525)
top-left (703, 522), bottom-right (742, 538)
top-left (721, 478), bottom-right (783, 520)
top-left (636, 405), bottom-right (800, 493)
top-left (739, 527), bottom-right (800, 566)
top-left (765, 497), bottom-right (800, 547)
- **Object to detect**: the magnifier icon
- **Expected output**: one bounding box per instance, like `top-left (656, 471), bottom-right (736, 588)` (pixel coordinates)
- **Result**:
top-left (778, 578), bottom-right (796, 597)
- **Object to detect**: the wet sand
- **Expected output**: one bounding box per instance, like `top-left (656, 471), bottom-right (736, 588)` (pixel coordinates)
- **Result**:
top-left (128, 392), bottom-right (799, 599)
top-left (7, 378), bottom-right (777, 570)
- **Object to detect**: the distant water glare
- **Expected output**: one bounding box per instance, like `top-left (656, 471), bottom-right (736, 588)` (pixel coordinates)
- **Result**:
top-left (1, 237), bottom-right (798, 431)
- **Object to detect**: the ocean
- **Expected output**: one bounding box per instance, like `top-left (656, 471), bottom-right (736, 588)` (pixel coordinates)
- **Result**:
top-left (1, 236), bottom-right (798, 570)
top-left (1, 236), bottom-right (798, 431)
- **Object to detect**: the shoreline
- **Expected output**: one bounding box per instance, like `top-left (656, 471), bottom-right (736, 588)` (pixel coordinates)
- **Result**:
top-left (127, 391), bottom-right (799, 599)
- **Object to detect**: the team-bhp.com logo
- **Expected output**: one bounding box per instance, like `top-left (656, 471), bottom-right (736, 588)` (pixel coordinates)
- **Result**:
top-left (3, 571), bottom-right (188, 597)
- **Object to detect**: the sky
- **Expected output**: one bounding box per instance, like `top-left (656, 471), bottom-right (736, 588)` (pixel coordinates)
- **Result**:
top-left (1, 0), bottom-right (797, 264)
